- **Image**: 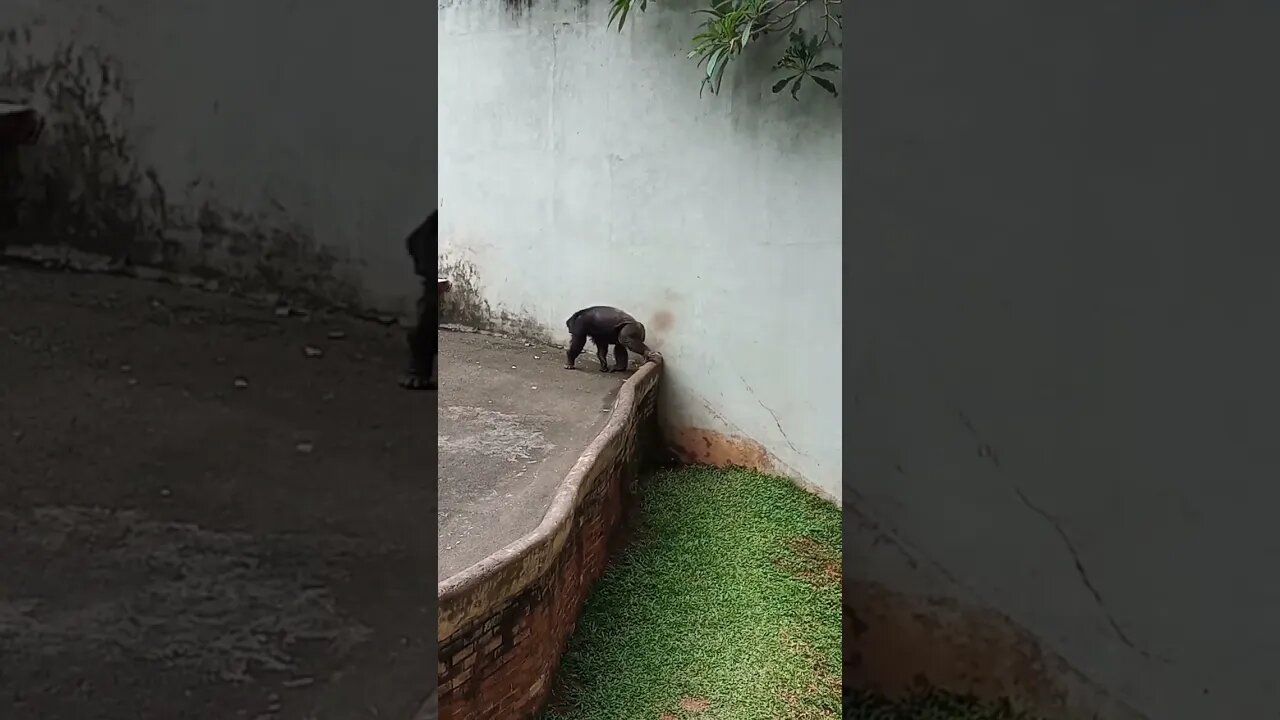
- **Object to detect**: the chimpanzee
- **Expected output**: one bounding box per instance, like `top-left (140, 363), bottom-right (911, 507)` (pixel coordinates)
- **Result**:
top-left (563, 305), bottom-right (655, 372)
top-left (401, 211), bottom-right (436, 390)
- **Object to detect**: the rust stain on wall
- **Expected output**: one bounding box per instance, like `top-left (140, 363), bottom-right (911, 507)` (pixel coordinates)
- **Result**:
top-left (650, 309), bottom-right (674, 332)
top-left (844, 580), bottom-right (1138, 719)
top-left (668, 427), bottom-right (776, 472)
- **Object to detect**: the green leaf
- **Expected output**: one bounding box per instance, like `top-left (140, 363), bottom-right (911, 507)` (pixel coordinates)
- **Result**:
top-left (811, 75), bottom-right (838, 96)
top-left (771, 76), bottom-right (792, 94)
top-left (790, 76), bottom-right (803, 100)
top-left (711, 56), bottom-right (730, 92)
top-left (740, 19), bottom-right (752, 48)
top-left (609, 0), bottom-right (630, 32)
top-left (707, 48), bottom-right (723, 78)
top-left (810, 62), bottom-right (840, 73)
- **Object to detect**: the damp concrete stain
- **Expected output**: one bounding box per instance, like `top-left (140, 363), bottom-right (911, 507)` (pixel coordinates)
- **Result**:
top-left (0, 33), bottom-right (361, 307)
top-left (437, 254), bottom-right (555, 344)
top-left (0, 40), bottom-right (163, 262)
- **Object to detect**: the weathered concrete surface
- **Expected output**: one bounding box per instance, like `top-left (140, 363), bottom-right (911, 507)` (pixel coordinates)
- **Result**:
top-left (438, 358), bottom-right (661, 720)
top-left (849, 3), bottom-right (1280, 717)
top-left (437, 330), bottom-right (624, 581)
top-left (0, 265), bottom-right (433, 720)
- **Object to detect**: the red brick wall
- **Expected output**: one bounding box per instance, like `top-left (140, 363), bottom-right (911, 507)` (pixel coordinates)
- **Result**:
top-left (438, 363), bottom-right (660, 720)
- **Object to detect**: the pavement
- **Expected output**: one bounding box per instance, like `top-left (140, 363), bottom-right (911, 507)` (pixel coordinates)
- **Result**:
top-left (0, 264), bottom-right (434, 720)
top-left (437, 330), bottom-right (629, 581)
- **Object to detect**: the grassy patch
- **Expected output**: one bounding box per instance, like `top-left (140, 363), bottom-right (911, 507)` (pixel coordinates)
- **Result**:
top-left (843, 690), bottom-right (1042, 719)
top-left (542, 465), bottom-right (841, 720)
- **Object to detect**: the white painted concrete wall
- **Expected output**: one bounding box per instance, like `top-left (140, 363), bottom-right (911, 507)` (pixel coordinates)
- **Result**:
top-left (439, 0), bottom-right (842, 500)
top-left (0, 0), bottom-right (435, 312)
top-left (850, 2), bottom-right (1280, 717)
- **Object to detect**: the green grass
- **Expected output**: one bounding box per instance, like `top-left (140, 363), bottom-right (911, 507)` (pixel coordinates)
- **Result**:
top-left (541, 465), bottom-right (842, 720)
top-left (843, 690), bottom-right (1042, 719)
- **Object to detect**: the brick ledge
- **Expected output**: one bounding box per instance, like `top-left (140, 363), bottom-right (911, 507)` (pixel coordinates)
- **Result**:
top-left (437, 355), bottom-right (663, 639)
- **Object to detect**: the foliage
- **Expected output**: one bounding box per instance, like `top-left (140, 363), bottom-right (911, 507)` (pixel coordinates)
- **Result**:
top-left (542, 466), bottom-right (841, 719)
top-left (608, 0), bottom-right (841, 100)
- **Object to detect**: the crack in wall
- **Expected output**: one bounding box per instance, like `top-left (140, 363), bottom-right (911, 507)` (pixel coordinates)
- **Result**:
top-left (1013, 487), bottom-right (1163, 663)
top-left (739, 373), bottom-right (802, 456)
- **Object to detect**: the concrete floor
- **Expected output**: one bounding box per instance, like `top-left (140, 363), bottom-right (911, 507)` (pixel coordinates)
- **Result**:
top-left (437, 330), bottom-right (626, 581)
top-left (0, 264), bottom-right (434, 720)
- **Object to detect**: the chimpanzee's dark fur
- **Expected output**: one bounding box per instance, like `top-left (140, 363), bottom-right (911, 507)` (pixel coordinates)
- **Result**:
top-left (564, 305), bottom-right (652, 372)
top-left (401, 211), bottom-right (437, 390)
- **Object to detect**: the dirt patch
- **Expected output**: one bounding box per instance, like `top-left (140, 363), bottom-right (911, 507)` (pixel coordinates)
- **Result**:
top-left (844, 580), bottom-right (1065, 708)
top-left (843, 580), bottom-right (1144, 720)
top-left (843, 689), bottom-right (1036, 719)
top-left (776, 536), bottom-right (841, 588)
top-left (678, 696), bottom-right (710, 713)
top-left (778, 631), bottom-right (841, 720)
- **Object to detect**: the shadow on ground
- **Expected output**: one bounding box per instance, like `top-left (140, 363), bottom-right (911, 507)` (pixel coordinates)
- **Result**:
top-left (0, 264), bottom-right (433, 720)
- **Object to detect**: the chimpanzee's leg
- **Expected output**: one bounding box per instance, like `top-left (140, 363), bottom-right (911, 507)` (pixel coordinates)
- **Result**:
top-left (564, 333), bottom-right (587, 369)
top-left (401, 281), bottom-right (435, 390)
top-left (612, 343), bottom-right (629, 373)
top-left (594, 338), bottom-right (610, 372)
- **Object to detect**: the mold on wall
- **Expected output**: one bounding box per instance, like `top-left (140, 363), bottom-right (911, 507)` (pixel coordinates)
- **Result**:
top-left (0, 39), bottom-right (166, 262)
top-left (0, 33), bottom-right (362, 307)
top-left (438, 254), bottom-right (558, 345)
top-left (0, 1), bottom-right (437, 314)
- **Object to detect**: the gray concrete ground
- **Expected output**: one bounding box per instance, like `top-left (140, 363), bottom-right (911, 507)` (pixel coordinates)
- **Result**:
top-left (437, 330), bottom-right (626, 581)
top-left (0, 264), bottom-right (433, 720)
